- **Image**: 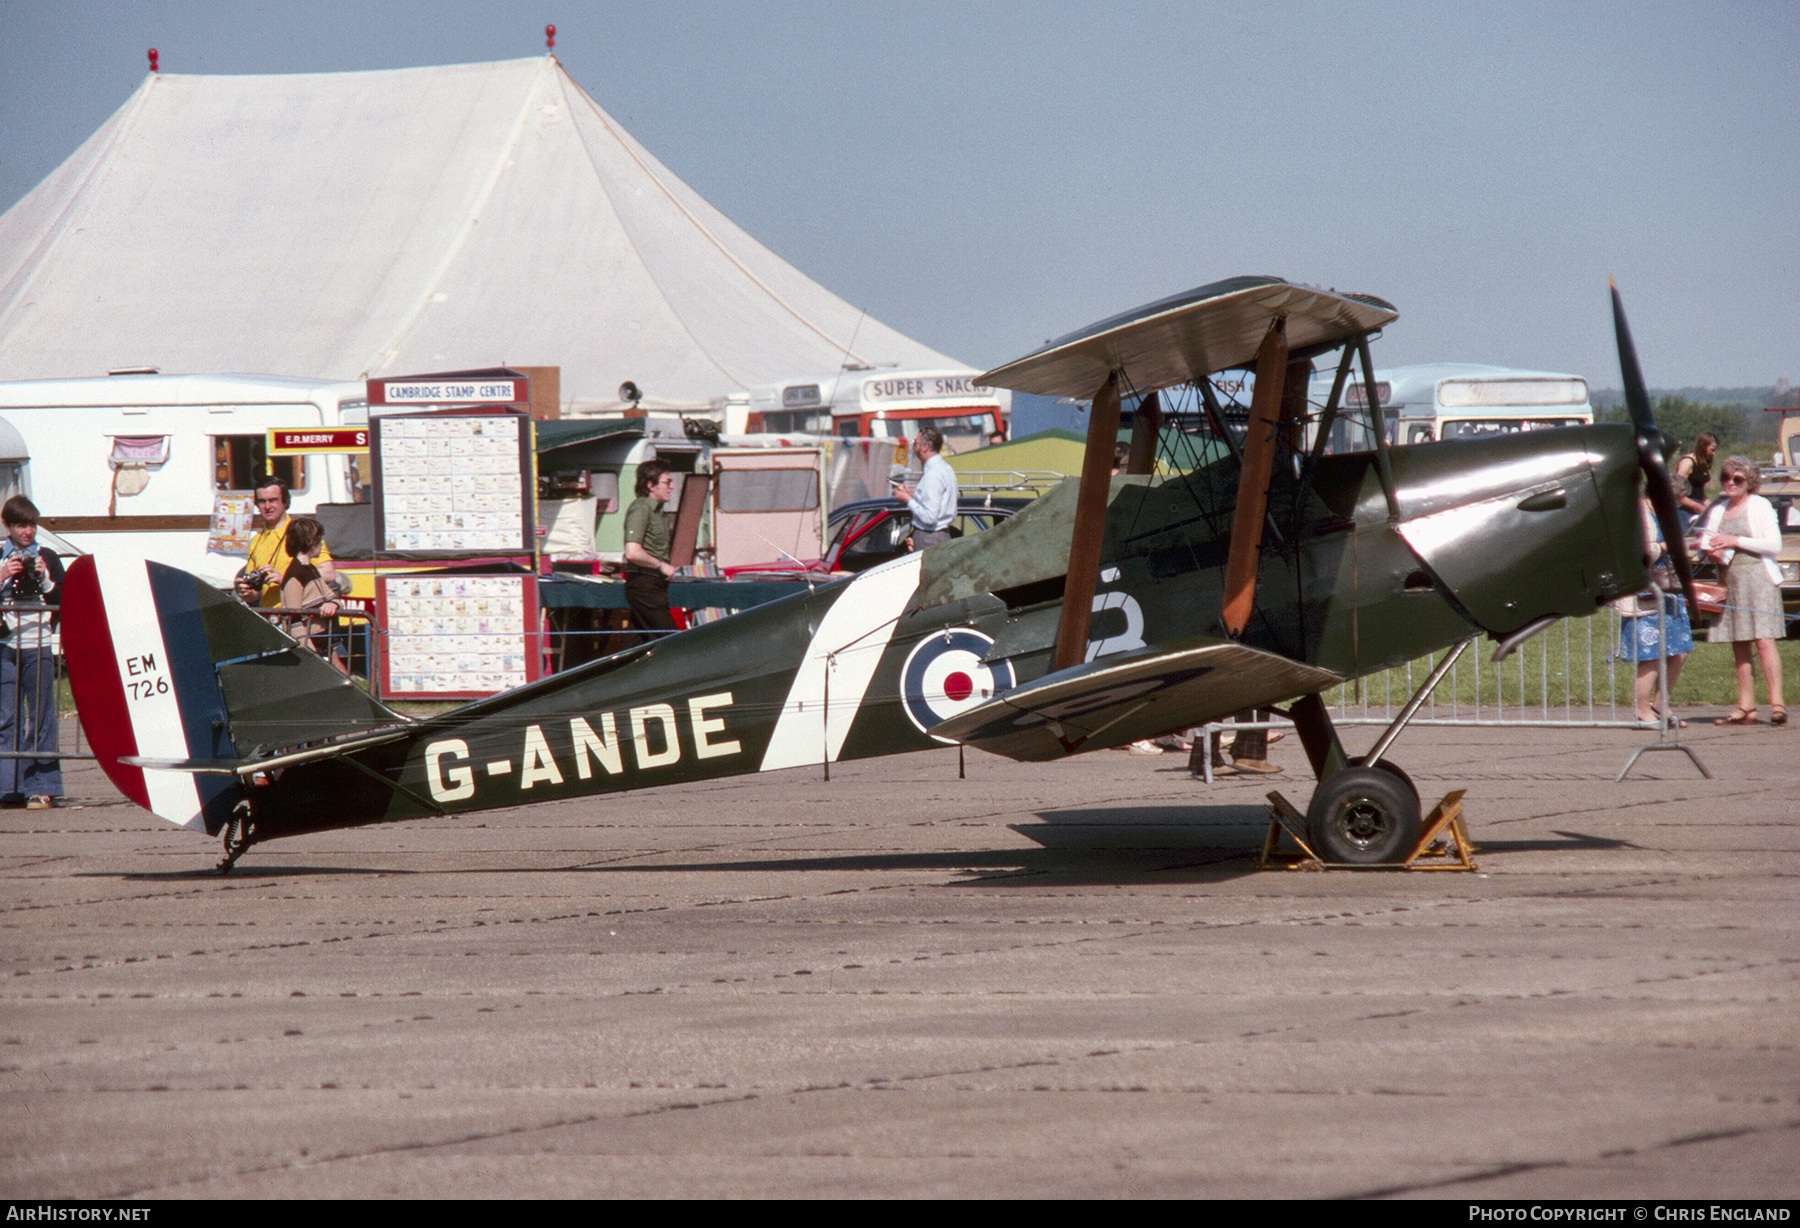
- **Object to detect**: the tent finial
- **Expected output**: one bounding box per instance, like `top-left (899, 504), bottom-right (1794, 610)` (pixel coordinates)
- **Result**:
top-left (148, 48), bottom-right (159, 73)
top-left (545, 24), bottom-right (556, 50)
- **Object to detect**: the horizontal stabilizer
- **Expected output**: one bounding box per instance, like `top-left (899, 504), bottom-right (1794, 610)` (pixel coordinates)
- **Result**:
top-left (121, 724), bottom-right (415, 777)
top-left (120, 758), bottom-right (253, 776)
top-left (930, 636), bottom-right (1342, 761)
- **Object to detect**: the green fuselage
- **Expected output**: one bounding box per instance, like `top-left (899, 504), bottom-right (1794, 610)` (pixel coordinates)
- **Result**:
top-left (242, 423), bottom-right (1642, 839)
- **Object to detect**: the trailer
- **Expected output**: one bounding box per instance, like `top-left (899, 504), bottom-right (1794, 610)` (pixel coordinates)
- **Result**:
top-left (0, 371), bottom-right (369, 587)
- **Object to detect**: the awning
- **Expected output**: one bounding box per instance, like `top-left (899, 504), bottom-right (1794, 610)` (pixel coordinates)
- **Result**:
top-left (534, 420), bottom-right (645, 470)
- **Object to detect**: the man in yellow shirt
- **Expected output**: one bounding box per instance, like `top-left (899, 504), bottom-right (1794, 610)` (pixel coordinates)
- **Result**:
top-left (234, 477), bottom-right (333, 607)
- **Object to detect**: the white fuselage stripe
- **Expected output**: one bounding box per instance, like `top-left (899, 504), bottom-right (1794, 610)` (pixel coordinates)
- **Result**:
top-left (94, 556), bottom-right (206, 830)
top-left (759, 553), bottom-right (924, 772)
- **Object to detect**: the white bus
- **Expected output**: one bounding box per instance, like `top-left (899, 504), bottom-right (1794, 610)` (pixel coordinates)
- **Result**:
top-left (1350, 363), bottom-right (1593, 446)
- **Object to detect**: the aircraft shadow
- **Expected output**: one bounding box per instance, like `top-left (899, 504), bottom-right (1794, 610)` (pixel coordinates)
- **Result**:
top-left (573, 804), bottom-right (1278, 886)
top-left (81, 826), bottom-right (1636, 884)
top-left (93, 865), bottom-right (412, 881)
top-left (1468, 830), bottom-right (1637, 854)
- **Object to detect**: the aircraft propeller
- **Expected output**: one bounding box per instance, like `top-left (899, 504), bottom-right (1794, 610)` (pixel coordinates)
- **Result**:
top-left (1611, 280), bottom-right (1701, 624)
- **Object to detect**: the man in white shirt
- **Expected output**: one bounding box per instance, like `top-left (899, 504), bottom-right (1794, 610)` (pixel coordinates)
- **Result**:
top-left (895, 427), bottom-right (957, 550)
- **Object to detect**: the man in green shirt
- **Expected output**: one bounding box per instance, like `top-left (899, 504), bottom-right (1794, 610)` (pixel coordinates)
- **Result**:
top-left (622, 460), bottom-right (678, 648)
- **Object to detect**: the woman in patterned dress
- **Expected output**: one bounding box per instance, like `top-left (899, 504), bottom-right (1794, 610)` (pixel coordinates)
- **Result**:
top-left (1619, 498), bottom-right (1693, 725)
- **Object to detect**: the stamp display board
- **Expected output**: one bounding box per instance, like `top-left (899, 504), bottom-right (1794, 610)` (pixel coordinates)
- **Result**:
top-left (377, 573), bottom-right (540, 700)
top-left (371, 410), bottom-right (534, 556)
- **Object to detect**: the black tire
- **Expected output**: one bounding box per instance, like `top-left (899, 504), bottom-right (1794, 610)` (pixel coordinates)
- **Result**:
top-left (1348, 755), bottom-right (1418, 808)
top-left (1306, 766), bottom-right (1422, 864)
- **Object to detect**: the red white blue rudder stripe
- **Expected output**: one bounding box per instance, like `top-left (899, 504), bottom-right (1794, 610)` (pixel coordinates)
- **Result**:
top-left (61, 555), bottom-right (244, 834)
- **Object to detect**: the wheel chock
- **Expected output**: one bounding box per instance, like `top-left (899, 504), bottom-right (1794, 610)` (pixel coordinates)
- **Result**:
top-left (1258, 788), bottom-right (1477, 871)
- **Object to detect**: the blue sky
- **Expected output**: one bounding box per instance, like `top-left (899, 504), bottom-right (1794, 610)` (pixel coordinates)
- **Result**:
top-left (2, 0), bottom-right (1795, 389)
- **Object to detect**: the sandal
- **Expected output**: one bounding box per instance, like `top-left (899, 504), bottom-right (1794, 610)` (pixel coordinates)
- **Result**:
top-left (1714, 707), bottom-right (1759, 726)
top-left (1772, 706), bottom-right (1788, 727)
top-left (1652, 709), bottom-right (1688, 729)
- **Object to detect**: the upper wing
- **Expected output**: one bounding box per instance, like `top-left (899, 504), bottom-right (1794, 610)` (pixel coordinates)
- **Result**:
top-left (979, 276), bottom-right (1398, 398)
top-left (929, 635), bottom-right (1343, 762)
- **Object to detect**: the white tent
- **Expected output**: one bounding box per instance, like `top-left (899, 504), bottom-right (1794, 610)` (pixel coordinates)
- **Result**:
top-left (0, 57), bottom-right (962, 411)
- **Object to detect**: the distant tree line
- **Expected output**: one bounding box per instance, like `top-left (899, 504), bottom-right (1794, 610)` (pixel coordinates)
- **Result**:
top-left (1592, 389), bottom-right (1785, 458)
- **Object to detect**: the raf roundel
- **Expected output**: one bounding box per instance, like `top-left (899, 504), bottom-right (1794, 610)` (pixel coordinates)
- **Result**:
top-left (899, 629), bottom-right (1015, 741)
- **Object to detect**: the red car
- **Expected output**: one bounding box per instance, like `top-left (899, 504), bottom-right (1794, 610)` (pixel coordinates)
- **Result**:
top-left (725, 497), bottom-right (1029, 579)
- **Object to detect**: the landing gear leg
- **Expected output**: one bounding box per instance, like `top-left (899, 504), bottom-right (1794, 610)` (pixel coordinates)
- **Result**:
top-left (1287, 639), bottom-right (1471, 865)
top-left (217, 802), bottom-right (257, 875)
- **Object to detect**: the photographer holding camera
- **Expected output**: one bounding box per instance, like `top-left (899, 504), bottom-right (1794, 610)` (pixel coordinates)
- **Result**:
top-left (234, 475), bottom-right (339, 607)
top-left (0, 495), bottom-right (63, 809)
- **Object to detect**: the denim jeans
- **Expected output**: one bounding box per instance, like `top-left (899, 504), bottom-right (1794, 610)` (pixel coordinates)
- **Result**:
top-left (0, 643), bottom-right (62, 799)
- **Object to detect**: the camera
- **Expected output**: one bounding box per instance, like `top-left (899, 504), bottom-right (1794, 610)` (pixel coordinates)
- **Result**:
top-left (2, 543), bottom-right (42, 602)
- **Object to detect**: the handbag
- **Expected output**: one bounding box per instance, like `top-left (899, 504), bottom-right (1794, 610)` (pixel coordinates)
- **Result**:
top-left (1692, 581), bottom-right (1726, 616)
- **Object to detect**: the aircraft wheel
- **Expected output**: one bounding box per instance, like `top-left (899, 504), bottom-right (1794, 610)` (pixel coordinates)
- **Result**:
top-left (1348, 755), bottom-right (1418, 809)
top-left (1306, 766), bottom-right (1421, 864)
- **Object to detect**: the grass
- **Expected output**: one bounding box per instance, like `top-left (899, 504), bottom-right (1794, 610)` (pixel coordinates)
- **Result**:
top-left (1326, 613), bottom-right (1799, 718)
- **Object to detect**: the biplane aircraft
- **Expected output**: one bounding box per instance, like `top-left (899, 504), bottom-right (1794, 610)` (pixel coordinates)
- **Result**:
top-left (62, 275), bottom-right (1693, 871)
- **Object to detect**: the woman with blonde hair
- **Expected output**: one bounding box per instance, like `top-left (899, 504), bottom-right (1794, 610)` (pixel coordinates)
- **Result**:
top-left (1696, 456), bottom-right (1785, 725)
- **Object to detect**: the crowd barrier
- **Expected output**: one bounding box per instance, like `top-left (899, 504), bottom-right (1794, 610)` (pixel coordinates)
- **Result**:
top-left (0, 604), bottom-right (90, 775)
top-left (1325, 609), bottom-right (1646, 729)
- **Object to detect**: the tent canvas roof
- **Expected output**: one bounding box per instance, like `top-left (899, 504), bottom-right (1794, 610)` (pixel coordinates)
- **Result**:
top-left (0, 57), bottom-right (961, 411)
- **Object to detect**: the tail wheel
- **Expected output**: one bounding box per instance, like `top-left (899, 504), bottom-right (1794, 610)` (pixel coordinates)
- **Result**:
top-left (217, 804), bottom-right (256, 875)
top-left (1306, 766), bottom-right (1421, 864)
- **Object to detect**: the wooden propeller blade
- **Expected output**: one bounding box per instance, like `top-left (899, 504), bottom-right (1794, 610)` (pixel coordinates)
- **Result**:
top-left (1613, 281), bottom-right (1701, 623)
top-left (1610, 278), bottom-right (1654, 433)
top-left (1221, 318), bottom-right (1288, 636)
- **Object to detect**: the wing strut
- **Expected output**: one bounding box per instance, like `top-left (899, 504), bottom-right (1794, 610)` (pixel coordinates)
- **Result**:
top-left (1125, 390), bottom-right (1161, 474)
top-left (1054, 371), bottom-right (1122, 670)
top-left (1221, 317), bottom-right (1289, 635)
top-left (1197, 377), bottom-right (1244, 465)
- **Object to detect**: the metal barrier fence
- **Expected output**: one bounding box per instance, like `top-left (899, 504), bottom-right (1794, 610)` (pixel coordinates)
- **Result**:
top-left (254, 601), bottom-right (380, 689)
top-left (1194, 609), bottom-right (1669, 780)
top-left (1324, 609), bottom-right (1644, 728)
top-left (0, 605), bottom-right (90, 809)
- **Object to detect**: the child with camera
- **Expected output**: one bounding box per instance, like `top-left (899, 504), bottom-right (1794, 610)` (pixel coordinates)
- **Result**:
top-left (0, 495), bottom-right (63, 809)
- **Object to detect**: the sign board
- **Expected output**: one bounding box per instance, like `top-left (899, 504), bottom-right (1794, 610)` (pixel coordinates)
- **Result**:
top-left (863, 374), bottom-right (992, 403)
top-left (367, 368), bottom-right (528, 407)
top-left (370, 410), bottom-right (535, 556)
top-left (377, 573), bottom-right (540, 699)
top-left (782, 383), bottom-right (823, 409)
top-left (267, 427), bottom-right (370, 455)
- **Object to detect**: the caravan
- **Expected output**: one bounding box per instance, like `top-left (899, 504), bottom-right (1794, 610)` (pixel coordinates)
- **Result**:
top-left (0, 371), bottom-right (370, 586)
